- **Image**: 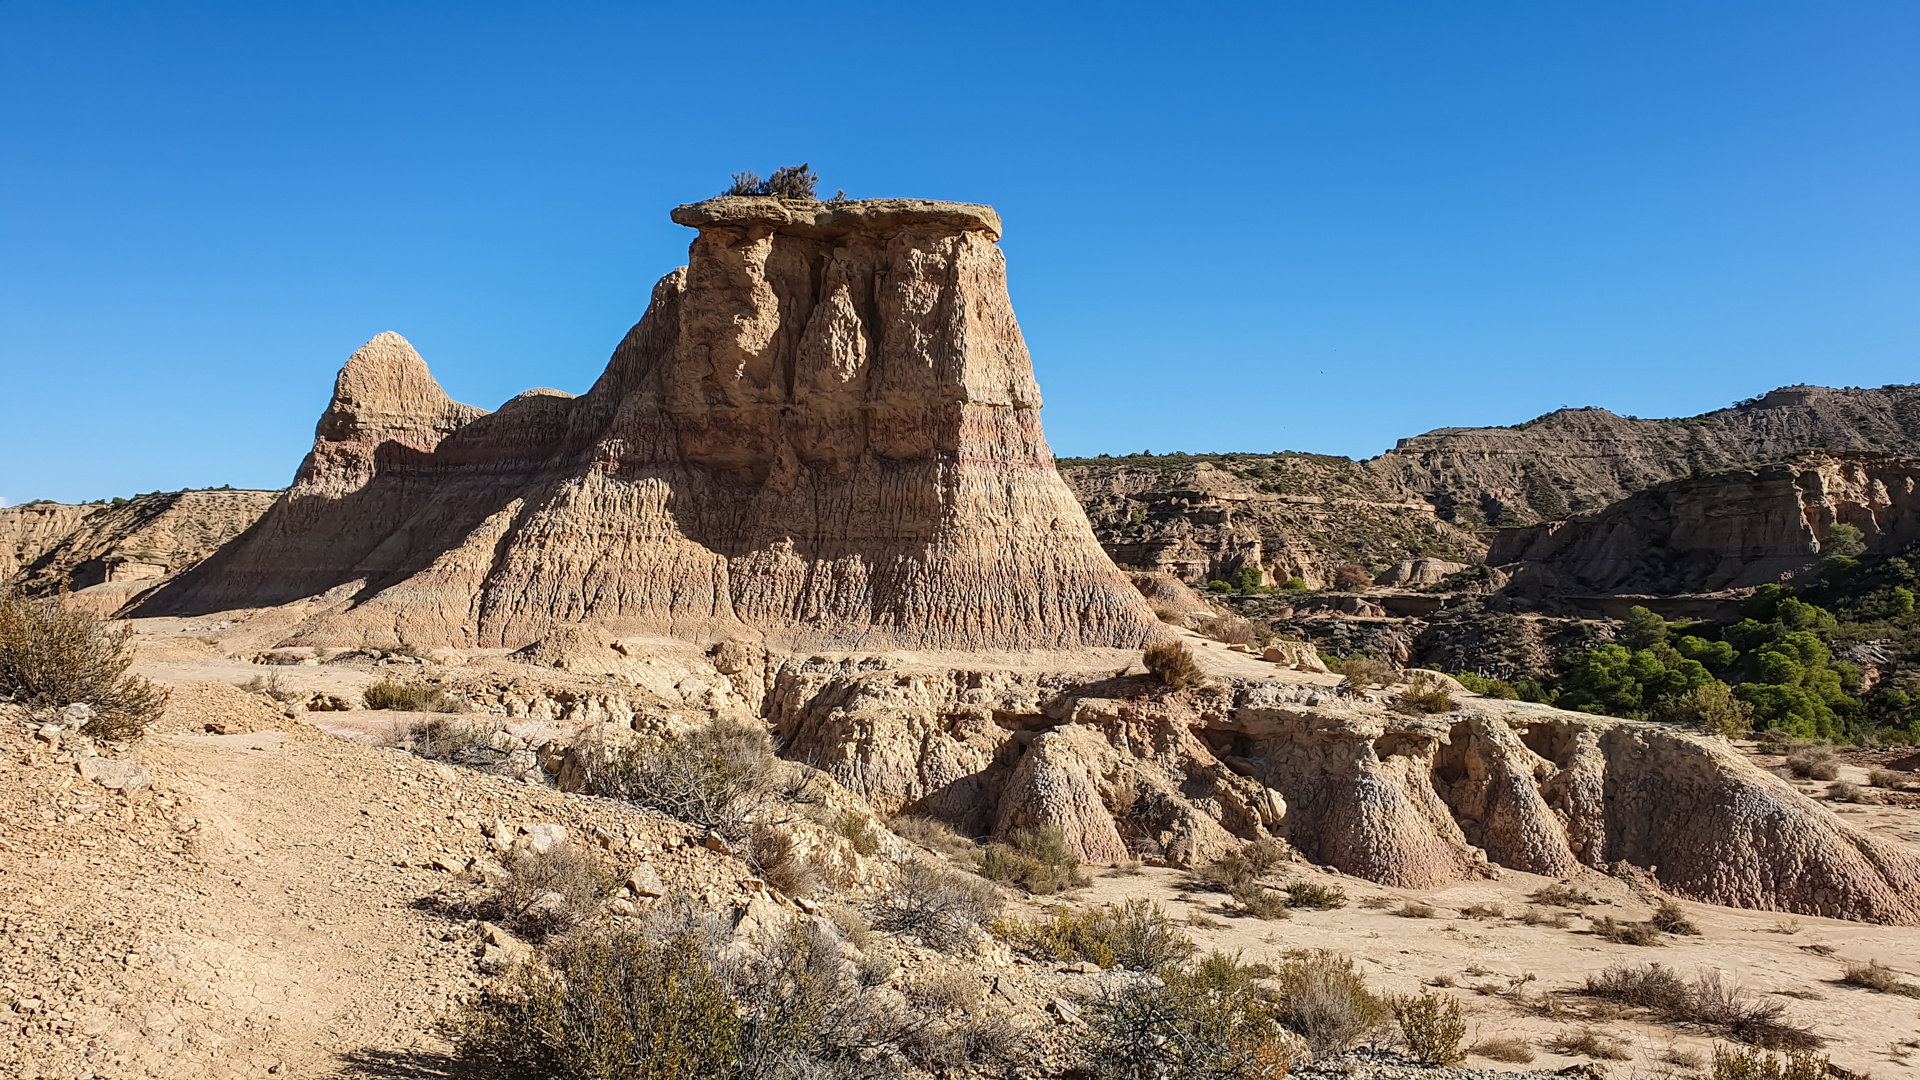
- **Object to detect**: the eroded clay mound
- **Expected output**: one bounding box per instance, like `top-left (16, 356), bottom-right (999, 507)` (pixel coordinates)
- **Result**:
top-left (136, 197), bottom-right (1158, 652)
top-left (768, 663), bottom-right (1920, 924)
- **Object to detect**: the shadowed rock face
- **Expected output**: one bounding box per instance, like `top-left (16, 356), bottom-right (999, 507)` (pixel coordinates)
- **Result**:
top-left (135, 197), bottom-right (1158, 651)
top-left (1489, 453), bottom-right (1920, 594)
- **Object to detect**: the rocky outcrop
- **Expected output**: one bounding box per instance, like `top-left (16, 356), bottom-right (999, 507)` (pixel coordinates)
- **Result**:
top-left (135, 197), bottom-right (1159, 651)
top-left (1061, 384), bottom-right (1920, 578)
top-left (1060, 458), bottom-right (1483, 588)
top-left (1488, 453), bottom-right (1920, 594)
top-left (758, 657), bottom-right (1920, 922)
top-left (1, 490), bottom-right (278, 609)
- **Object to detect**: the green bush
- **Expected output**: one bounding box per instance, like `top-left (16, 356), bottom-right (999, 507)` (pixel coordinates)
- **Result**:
top-left (1666, 680), bottom-right (1755, 738)
top-left (981, 826), bottom-right (1089, 894)
top-left (1712, 1045), bottom-right (1829, 1080)
top-left (1394, 990), bottom-right (1466, 1065)
top-left (1453, 671), bottom-right (1519, 699)
top-left (362, 679), bottom-right (460, 712)
top-left (0, 590), bottom-right (169, 739)
top-left (992, 899), bottom-right (1195, 970)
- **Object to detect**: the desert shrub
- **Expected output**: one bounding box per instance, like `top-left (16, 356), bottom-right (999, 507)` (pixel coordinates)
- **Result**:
top-left (1357, 894), bottom-right (1396, 910)
top-left (455, 927), bottom-right (738, 1079)
top-left (1331, 563), bottom-right (1372, 591)
top-left (822, 902), bottom-right (873, 953)
top-left (362, 679), bottom-right (460, 712)
top-left (1085, 952), bottom-right (1292, 1080)
top-left (906, 970), bottom-right (982, 1014)
top-left (1283, 576), bottom-right (1309, 593)
top-left (1582, 962), bottom-right (1820, 1048)
top-left (0, 591), bottom-right (169, 739)
top-left (1785, 743), bottom-right (1840, 780)
top-left (1195, 612), bottom-right (1259, 647)
top-left (1284, 881), bottom-right (1347, 910)
top-left (832, 810), bottom-right (882, 856)
top-left (1668, 681), bottom-right (1756, 738)
top-left (1270, 949), bottom-right (1391, 1055)
top-left (724, 163), bottom-right (818, 199)
top-left (1515, 906), bottom-right (1572, 928)
top-left (1394, 990), bottom-right (1466, 1065)
top-left (391, 714), bottom-right (495, 761)
top-left (1227, 882), bottom-right (1291, 919)
top-left (980, 825), bottom-right (1088, 894)
top-left (1547, 1026), bottom-right (1632, 1060)
top-left (1144, 641), bottom-right (1203, 691)
top-left (1650, 899), bottom-right (1701, 935)
top-left (888, 815), bottom-right (978, 862)
top-left (1711, 1044), bottom-right (1830, 1080)
top-left (1332, 654), bottom-right (1390, 689)
top-left (1396, 902), bottom-right (1437, 919)
top-left (993, 899), bottom-right (1194, 971)
top-left (1591, 915), bottom-right (1664, 946)
top-left (1471, 1034), bottom-right (1535, 1063)
top-left (487, 842), bottom-right (614, 941)
top-left (1459, 902), bottom-right (1504, 919)
top-left (1867, 767), bottom-right (1902, 788)
top-left (868, 856), bottom-right (998, 951)
top-left (579, 717), bottom-right (777, 836)
top-left (1192, 839), bottom-right (1286, 892)
top-left (242, 672), bottom-right (303, 705)
top-left (1393, 675), bottom-right (1456, 715)
top-left (1529, 883), bottom-right (1594, 907)
top-left (747, 825), bottom-right (819, 899)
top-left (1841, 959), bottom-right (1920, 997)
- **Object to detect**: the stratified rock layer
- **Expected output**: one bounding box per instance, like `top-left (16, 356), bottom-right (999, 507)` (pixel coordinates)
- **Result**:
top-left (137, 197), bottom-right (1159, 651)
top-left (2, 491), bottom-right (278, 611)
top-left (1489, 453), bottom-right (1920, 594)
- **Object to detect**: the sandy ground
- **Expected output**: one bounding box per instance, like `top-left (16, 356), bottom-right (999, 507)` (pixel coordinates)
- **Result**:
top-left (5, 618), bottom-right (1919, 1077)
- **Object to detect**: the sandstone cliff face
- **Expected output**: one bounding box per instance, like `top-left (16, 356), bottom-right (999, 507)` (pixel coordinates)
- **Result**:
top-left (1059, 458), bottom-right (1483, 588)
top-left (1488, 453), bottom-right (1920, 594)
top-left (137, 197), bottom-right (1159, 651)
top-left (1061, 384), bottom-right (1920, 579)
top-left (1, 491), bottom-right (278, 609)
top-left (1, 502), bottom-right (95, 581)
top-left (762, 660), bottom-right (1920, 923)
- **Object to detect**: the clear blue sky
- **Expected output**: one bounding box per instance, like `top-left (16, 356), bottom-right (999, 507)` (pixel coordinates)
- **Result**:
top-left (3, 2), bottom-right (1916, 505)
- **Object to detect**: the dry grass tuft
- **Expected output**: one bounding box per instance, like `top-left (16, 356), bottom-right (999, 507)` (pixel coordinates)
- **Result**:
top-left (1650, 899), bottom-right (1701, 935)
top-left (1459, 902), bottom-right (1505, 920)
top-left (1396, 901), bottom-right (1438, 919)
top-left (1591, 915), bottom-right (1664, 946)
top-left (1471, 1034), bottom-right (1536, 1063)
top-left (1547, 1026), bottom-right (1633, 1060)
top-left (1840, 959), bottom-right (1920, 998)
top-left (1529, 883), bottom-right (1595, 907)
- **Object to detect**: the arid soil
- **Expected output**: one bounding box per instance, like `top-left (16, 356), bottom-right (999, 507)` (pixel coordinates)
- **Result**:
top-left (5, 626), bottom-right (1920, 1079)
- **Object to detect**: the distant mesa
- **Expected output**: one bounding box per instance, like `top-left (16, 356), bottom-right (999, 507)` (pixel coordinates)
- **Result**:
top-left (131, 196), bottom-right (1160, 651)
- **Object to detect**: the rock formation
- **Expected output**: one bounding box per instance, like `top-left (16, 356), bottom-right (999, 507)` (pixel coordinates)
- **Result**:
top-left (762, 657), bottom-right (1920, 923)
top-left (135, 197), bottom-right (1159, 651)
top-left (1489, 453), bottom-right (1920, 594)
top-left (1060, 458), bottom-right (1482, 588)
top-left (1060, 384), bottom-right (1920, 580)
top-left (1, 490), bottom-right (277, 610)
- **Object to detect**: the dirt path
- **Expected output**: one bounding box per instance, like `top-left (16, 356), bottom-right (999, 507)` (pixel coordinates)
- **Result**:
top-left (0, 691), bottom-right (714, 1080)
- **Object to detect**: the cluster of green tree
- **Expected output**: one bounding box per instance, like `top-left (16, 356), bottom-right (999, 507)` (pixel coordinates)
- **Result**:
top-left (1459, 543), bottom-right (1920, 743)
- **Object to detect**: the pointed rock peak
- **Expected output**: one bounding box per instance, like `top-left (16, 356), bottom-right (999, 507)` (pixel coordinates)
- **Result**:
top-left (332, 332), bottom-right (457, 417)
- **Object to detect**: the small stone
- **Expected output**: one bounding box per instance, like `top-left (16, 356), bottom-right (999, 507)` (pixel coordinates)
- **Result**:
top-left (431, 854), bottom-right (465, 874)
top-left (703, 831), bottom-right (733, 855)
top-left (609, 897), bottom-right (638, 916)
top-left (76, 756), bottom-right (151, 793)
top-left (517, 823), bottom-right (567, 854)
top-left (1059, 960), bottom-right (1102, 974)
top-left (625, 862), bottom-right (666, 898)
top-left (1047, 996), bottom-right (1084, 1025)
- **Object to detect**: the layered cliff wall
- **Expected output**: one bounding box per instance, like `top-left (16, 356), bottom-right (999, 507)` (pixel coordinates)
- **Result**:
top-left (1488, 453), bottom-right (1920, 594)
top-left (135, 197), bottom-right (1159, 651)
top-left (1, 491), bottom-right (278, 609)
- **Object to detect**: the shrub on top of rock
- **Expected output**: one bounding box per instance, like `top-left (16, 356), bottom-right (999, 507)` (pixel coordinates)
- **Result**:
top-left (1143, 641), bottom-right (1202, 691)
top-left (724, 163), bottom-right (818, 200)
